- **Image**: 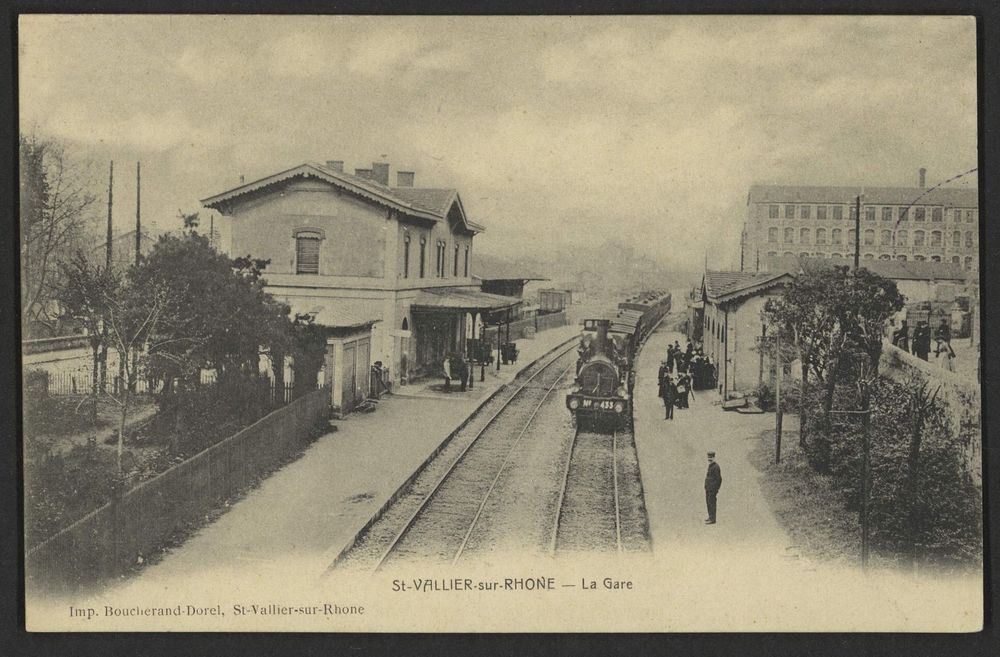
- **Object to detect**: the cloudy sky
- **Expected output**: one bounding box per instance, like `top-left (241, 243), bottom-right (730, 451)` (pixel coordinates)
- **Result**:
top-left (19, 15), bottom-right (977, 270)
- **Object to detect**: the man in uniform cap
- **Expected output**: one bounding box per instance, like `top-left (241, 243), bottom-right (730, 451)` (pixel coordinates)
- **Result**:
top-left (704, 451), bottom-right (722, 524)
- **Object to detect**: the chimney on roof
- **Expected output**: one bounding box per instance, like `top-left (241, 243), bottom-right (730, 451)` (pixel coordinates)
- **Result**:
top-left (372, 162), bottom-right (390, 186)
top-left (326, 160), bottom-right (344, 173)
top-left (919, 167), bottom-right (927, 189)
top-left (396, 171), bottom-right (415, 187)
top-left (355, 168), bottom-right (373, 180)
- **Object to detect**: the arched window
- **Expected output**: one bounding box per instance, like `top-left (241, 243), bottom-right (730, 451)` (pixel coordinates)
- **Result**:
top-left (965, 256), bottom-right (974, 270)
top-left (930, 230), bottom-right (942, 247)
top-left (831, 228), bottom-right (842, 244)
top-left (848, 228), bottom-right (857, 244)
top-left (401, 317), bottom-right (409, 330)
top-left (830, 253), bottom-right (843, 259)
top-left (879, 254), bottom-right (891, 260)
top-left (863, 253), bottom-right (875, 260)
top-left (419, 237), bottom-right (426, 277)
top-left (768, 227), bottom-right (778, 242)
top-left (454, 244), bottom-right (460, 276)
top-left (953, 231), bottom-right (962, 248)
top-left (784, 227), bottom-right (794, 243)
top-left (767, 251), bottom-right (778, 258)
top-left (798, 252), bottom-right (809, 258)
top-left (464, 246), bottom-right (470, 277)
top-left (816, 228), bottom-right (826, 244)
top-left (913, 230), bottom-right (925, 246)
top-left (863, 229), bottom-right (875, 245)
top-left (896, 254), bottom-right (907, 261)
top-left (880, 230), bottom-right (892, 246)
top-left (402, 233), bottom-right (411, 278)
top-left (800, 228), bottom-right (810, 244)
top-left (783, 251), bottom-right (794, 257)
top-left (965, 231), bottom-right (974, 247)
top-left (931, 255), bottom-right (941, 262)
top-left (897, 230), bottom-right (908, 246)
top-left (952, 255), bottom-right (960, 264)
top-left (295, 230), bottom-right (322, 275)
top-left (914, 255), bottom-right (926, 261)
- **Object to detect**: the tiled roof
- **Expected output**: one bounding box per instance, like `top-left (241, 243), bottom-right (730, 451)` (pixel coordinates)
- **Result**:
top-left (472, 253), bottom-right (549, 281)
top-left (202, 162), bottom-right (484, 232)
top-left (411, 287), bottom-right (521, 311)
top-left (748, 184), bottom-right (978, 208)
top-left (703, 270), bottom-right (792, 304)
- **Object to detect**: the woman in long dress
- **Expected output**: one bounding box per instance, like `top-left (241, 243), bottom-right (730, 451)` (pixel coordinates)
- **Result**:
top-left (934, 340), bottom-right (956, 373)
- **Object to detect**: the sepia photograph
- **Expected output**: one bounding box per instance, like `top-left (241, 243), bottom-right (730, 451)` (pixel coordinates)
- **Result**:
top-left (17, 13), bottom-right (984, 633)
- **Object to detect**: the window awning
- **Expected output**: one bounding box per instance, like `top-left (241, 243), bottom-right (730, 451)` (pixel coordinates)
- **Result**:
top-left (411, 287), bottom-right (521, 313)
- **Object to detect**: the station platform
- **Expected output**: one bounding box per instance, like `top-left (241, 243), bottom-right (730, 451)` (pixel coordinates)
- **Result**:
top-left (63, 322), bottom-right (583, 604)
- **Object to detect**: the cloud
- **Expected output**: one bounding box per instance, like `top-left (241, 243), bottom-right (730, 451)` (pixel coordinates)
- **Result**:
top-left (44, 104), bottom-right (218, 152)
top-left (265, 32), bottom-right (341, 78)
top-left (173, 43), bottom-right (245, 85)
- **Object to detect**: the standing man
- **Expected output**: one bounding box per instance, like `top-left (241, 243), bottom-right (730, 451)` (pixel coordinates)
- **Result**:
top-left (442, 354), bottom-right (452, 392)
top-left (892, 320), bottom-right (910, 351)
top-left (913, 322), bottom-right (931, 361)
top-left (659, 373), bottom-right (674, 420)
top-left (704, 451), bottom-right (722, 524)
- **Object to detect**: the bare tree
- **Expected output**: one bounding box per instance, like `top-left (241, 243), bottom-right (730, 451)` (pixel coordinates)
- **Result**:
top-left (20, 133), bottom-right (98, 336)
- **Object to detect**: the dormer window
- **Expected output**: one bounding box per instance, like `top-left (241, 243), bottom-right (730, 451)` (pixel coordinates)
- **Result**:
top-left (295, 230), bottom-right (322, 274)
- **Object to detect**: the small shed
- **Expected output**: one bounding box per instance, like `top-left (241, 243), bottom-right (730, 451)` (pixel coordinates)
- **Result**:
top-left (310, 308), bottom-right (381, 417)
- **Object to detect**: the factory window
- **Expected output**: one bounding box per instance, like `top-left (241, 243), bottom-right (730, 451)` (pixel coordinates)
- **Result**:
top-left (953, 231), bottom-right (962, 248)
top-left (952, 255), bottom-right (960, 264)
top-left (800, 228), bottom-right (810, 244)
top-left (863, 253), bottom-right (875, 260)
top-left (817, 206), bottom-right (827, 220)
top-left (831, 253), bottom-right (843, 259)
top-left (882, 207), bottom-right (893, 222)
top-left (849, 206), bottom-right (858, 221)
top-left (799, 251), bottom-right (809, 258)
top-left (419, 237), bottom-right (426, 277)
top-left (784, 227), bottom-right (794, 243)
top-left (879, 254), bottom-right (891, 260)
top-left (816, 228), bottom-right (826, 244)
top-left (863, 229), bottom-right (875, 246)
top-left (833, 205), bottom-right (843, 221)
top-left (801, 205), bottom-right (811, 219)
top-left (931, 255), bottom-right (941, 263)
top-left (831, 228), bottom-right (842, 244)
top-left (768, 205), bottom-right (779, 218)
top-left (915, 207), bottom-right (925, 221)
top-left (785, 204), bottom-right (795, 218)
top-left (783, 251), bottom-right (795, 257)
top-left (897, 230), bottom-right (907, 246)
top-left (294, 231), bottom-right (322, 275)
top-left (966, 231), bottom-right (974, 247)
top-left (768, 227), bottom-right (778, 242)
top-left (932, 207), bottom-right (942, 222)
top-left (930, 230), bottom-right (942, 247)
top-left (913, 230), bottom-right (925, 246)
top-left (848, 228), bottom-right (856, 244)
top-left (965, 256), bottom-right (973, 270)
top-left (880, 230), bottom-right (892, 246)
top-left (914, 255), bottom-right (926, 262)
top-left (896, 255), bottom-right (907, 261)
top-left (898, 207), bottom-right (908, 222)
top-left (767, 251), bottom-right (778, 258)
top-left (953, 209), bottom-right (963, 222)
top-left (464, 246), bottom-right (470, 277)
top-left (454, 244), bottom-right (459, 277)
top-left (403, 234), bottom-right (411, 278)
top-left (865, 207), bottom-right (876, 222)
top-left (966, 210), bottom-right (974, 223)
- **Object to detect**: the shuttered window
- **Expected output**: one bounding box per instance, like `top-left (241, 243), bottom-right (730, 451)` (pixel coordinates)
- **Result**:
top-left (296, 232), bottom-right (322, 274)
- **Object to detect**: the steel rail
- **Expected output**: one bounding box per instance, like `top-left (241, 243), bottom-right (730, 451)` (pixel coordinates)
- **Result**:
top-left (548, 425), bottom-right (579, 556)
top-left (372, 343), bottom-right (577, 573)
top-left (452, 361), bottom-right (576, 564)
top-left (612, 429), bottom-right (622, 554)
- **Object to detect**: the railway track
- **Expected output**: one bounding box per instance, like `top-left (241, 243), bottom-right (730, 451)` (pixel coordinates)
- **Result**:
top-left (551, 424), bottom-right (650, 556)
top-left (332, 343), bottom-right (578, 571)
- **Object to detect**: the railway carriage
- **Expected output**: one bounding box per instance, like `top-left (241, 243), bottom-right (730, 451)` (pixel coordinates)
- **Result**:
top-left (566, 290), bottom-right (671, 427)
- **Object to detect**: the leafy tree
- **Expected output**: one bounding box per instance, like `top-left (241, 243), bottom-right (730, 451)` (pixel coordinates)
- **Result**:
top-left (19, 133), bottom-right (97, 337)
top-left (55, 252), bottom-right (119, 425)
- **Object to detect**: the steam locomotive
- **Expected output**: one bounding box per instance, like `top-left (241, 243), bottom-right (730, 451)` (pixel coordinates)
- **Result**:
top-left (566, 291), bottom-right (672, 427)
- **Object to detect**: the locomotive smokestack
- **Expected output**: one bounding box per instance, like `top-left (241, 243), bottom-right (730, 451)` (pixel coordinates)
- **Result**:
top-left (595, 320), bottom-right (609, 352)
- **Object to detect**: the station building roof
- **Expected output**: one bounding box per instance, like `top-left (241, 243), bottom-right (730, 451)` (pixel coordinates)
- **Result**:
top-left (702, 271), bottom-right (794, 306)
top-left (472, 253), bottom-right (549, 282)
top-left (411, 287), bottom-right (521, 313)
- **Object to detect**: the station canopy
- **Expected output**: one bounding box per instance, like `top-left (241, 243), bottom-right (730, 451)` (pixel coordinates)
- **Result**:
top-left (411, 287), bottom-right (521, 313)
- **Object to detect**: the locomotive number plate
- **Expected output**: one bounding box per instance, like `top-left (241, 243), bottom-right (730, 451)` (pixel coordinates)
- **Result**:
top-left (581, 399), bottom-right (616, 410)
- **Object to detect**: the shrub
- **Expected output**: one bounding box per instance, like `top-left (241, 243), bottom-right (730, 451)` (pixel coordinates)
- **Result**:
top-left (754, 378), bottom-right (801, 413)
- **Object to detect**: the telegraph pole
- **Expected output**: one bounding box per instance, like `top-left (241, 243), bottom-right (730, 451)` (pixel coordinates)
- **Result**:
top-left (100, 161), bottom-right (114, 393)
top-left (853, 193), bottom-right (862, 270)
top-left (135, 161), bottom-right (141, 266)
top-left (774, 327), bottom-right (783, 464)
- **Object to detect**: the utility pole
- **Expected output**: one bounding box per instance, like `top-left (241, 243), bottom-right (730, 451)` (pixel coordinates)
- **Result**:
top-left (853, 193), bottom-right (862, 270)
top-left (135, 161), bottom-right (141, 267)
top-left (100, 161), bottom-right (114, 393)
top-left (860, 378), bottom-right (872, 571)
top-left (775, 327), bottom-right (783, 464)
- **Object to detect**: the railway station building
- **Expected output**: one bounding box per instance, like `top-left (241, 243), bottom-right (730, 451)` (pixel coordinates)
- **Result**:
top-left (701, 270), bottom-right (795, 400)
top-left (202, 160), bottom-right (518, 414)
top-left (740, 173), bottom-right (979, 274)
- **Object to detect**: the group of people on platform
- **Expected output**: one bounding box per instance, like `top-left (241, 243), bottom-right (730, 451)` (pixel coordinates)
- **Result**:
top-left (891, 317), bottom-right (957, 373)
top-left (442, 353), bottom-right (472, 392)
top-left (657, 340), bottom-right (717, 420)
